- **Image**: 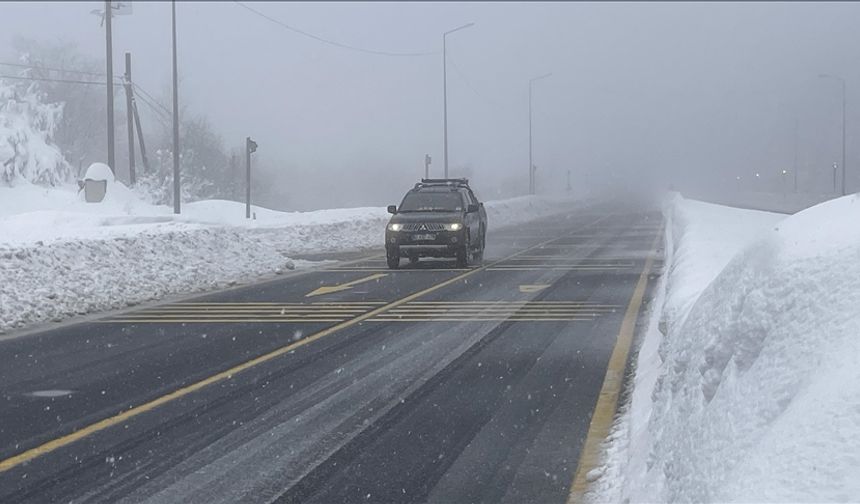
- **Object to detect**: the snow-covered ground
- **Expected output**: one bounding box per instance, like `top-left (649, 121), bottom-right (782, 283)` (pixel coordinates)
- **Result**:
top-left (0, 180), bottom-right (580, 333)
top-left (591, 193), bottom-right (860, 502)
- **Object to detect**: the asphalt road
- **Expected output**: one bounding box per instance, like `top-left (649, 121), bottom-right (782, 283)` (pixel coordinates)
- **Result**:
top-left (0, 202), bottom-right (662, 503)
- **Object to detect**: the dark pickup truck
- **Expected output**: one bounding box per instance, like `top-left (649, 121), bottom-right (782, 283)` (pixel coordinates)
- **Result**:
top-left (385, 178), bottom-right (488, 269)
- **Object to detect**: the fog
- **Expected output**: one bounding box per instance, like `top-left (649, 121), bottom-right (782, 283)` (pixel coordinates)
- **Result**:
top-left (4, 1), bottom-right (860, 210)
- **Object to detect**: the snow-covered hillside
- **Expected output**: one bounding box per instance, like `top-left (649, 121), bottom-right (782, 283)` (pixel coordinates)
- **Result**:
top-left (591, 194), bottom-right (860, 502)
top-left (0, 181), bottom-right (579, 333)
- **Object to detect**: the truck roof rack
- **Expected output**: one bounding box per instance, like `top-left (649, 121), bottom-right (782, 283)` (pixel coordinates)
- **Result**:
top-left (416, 178), bottom-right (470, 189)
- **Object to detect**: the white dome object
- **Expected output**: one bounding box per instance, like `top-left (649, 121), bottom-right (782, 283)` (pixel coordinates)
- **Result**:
top-left (83, 162), bottom-right (115, 182)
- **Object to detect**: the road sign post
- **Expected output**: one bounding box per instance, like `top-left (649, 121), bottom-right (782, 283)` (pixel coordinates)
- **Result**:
top-left (424, 154), bottom-right (432, 179)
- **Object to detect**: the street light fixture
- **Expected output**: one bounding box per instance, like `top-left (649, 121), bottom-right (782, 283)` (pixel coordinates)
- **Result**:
top-left (819, 73), bottom-right (847, 196)
top-left (442, 22), bottom-right (474, 178)
top-left (529, 72), bottom-right (552, 195)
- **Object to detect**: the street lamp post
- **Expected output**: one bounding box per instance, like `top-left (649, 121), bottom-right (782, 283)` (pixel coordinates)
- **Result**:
top-left (782, 169), bottom-right (788, 196)
top-left (171, 0), bottom-right (180, 214)
top-left (833, 162), bottom-right (838, 193)
top-left (442, 22), bottom-right (474, 179)
top-left (529, 73), bottom-right (552, 195)
top-left (819, 74), bottom-right (847, 195)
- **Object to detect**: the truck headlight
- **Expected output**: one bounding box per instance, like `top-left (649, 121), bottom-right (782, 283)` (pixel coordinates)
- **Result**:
top-left (444, 223), bottom-right (463, 231)
top-left (388, 223), bottom-right (403, 231)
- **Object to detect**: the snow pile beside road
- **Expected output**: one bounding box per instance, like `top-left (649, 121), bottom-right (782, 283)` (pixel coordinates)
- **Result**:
top-left (0, 227), bottom-right (303, 332)
top-left (0, 183), bottom-right (578, 333)
top-left (593, 194), bottom-right (860, 502)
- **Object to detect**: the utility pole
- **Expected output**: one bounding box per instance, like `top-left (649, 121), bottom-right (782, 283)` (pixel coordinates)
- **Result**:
top-left (131, 99), bottom-right (150, 173)
top-left (442, 23), bottom-right (474, 178)
top-left (567, 170), bottom-right (572, 192)
top-left (528, 73), bottom-right (551, 195)
top-left (105, 0), bottom-right (116, 173)
top-left (123, 52), bottom-right (136, 185)
top-left (246, 137), bottom-right (258, 219)
top-left (424, 154), bottom-right (432, 179)
top-left (171, 0), bottom-right (180, 214)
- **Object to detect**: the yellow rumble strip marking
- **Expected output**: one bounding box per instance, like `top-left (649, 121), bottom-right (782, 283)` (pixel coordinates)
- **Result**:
top-left (0, 214), bottom-right (610, 473)
top-left (566, 227), bottom-right (662, 503)
top-left (368, 300), bottom-right (619, 322)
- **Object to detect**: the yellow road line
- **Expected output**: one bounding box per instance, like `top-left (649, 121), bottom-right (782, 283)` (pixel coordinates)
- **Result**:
top-left (486, 268), bottom-right (631, 272)
top-left (384, 305), bottom-right (613, 313)
top-left (168, 302), bottom-right (386, 306)
top-left (369, 318), bottom-right (595, 322)
top-left (100, 319), bottom-right (349, 324)
top-left (322, 268), bottom-right (469, 272)
top-left (131, 309), bottom-right (369, 314)
top-left (385, 309), bottom-right (615, 313)
top-left (0, 215), bottom-right (609, 473)
top-left (110, 314), bottom-right (360, 319)
top-left (566, 227), bottom-right (662, 504)
top-left (408, 301), bottom-right (619, 306)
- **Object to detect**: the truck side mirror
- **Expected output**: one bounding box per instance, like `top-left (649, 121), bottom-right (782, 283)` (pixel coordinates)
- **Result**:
top-left (387, 205), bottom-right (397, 214)
top-left (467, 204), bottom-right (479, 213)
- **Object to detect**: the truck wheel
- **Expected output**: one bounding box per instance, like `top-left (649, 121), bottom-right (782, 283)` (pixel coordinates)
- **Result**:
top-left (472, 226), bottom-right (485, 263)
top-left (456, 230), bottom-right (470, 268)
top-left (387, 249), bottom-right (400, 269)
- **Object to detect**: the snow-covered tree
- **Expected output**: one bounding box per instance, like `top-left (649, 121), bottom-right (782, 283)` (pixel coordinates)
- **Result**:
top-left (12, 38), bottom-right (110, 176)
top-left (0, 79), bottom-right (72, 186)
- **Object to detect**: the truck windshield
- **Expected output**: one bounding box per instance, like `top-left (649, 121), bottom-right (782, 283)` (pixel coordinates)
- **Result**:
top-left (399, 192), bottom-right (464, 212)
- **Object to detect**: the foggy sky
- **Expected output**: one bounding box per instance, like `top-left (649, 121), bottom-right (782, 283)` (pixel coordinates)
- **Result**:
top-left (4, 1), bottom-right (860, 209)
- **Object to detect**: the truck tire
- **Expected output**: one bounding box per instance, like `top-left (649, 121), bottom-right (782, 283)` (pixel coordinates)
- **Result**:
top-left (387, 248), bottom-right (400, 269)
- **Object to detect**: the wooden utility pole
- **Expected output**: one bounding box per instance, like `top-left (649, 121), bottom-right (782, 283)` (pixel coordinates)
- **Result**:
top-left (123, 52), bottom-right (136, 185)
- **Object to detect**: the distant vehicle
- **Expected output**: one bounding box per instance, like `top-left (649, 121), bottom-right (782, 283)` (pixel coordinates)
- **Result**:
top-left (385, 178), bottom-right (488, 269)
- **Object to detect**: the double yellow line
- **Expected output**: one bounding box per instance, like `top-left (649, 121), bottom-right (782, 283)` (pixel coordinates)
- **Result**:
top-left (0, 215), bottom-right (608, 473)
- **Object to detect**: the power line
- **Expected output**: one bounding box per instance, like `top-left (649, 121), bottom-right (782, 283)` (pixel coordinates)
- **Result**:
top-left (233, 1), bottom-right (437, 58)
top-left (0, 60), bottom-right (108, 78)
top-left (0, 62), bottom-right (172, 127)
top-left (135, 97), bottom-right (171, 132)
top-left (133, 91), bottom-right (171, 125)
top-left (132, 83), bottom-right (172, 117)
top-left (0, 73), bottom-right (120, 87)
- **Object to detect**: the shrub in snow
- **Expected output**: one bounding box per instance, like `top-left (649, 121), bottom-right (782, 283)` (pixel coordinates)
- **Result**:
top-left (0, 80), bottom-right (71, 186)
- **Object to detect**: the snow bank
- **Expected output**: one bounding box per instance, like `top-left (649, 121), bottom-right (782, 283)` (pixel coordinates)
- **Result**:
top-left (0, 185), bottom-right (578, 333)
top-left (593, 194), bottom-right (860, 502)
top-left (694, 191), bottom-right (835, 215)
